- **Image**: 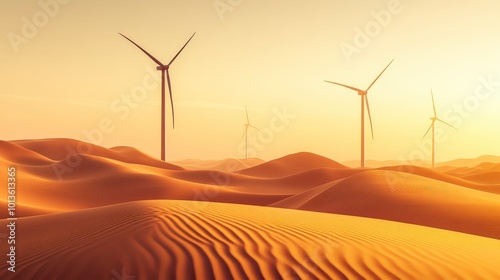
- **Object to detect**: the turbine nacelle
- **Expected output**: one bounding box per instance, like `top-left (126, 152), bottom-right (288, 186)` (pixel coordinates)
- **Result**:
top-left (357, 91), bottom-right (367, 96)
top-left (156, 65), bottom-right (170, 71)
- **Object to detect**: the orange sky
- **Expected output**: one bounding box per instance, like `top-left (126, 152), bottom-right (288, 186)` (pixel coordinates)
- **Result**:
top-left (2, 0), bottom-right (500, 163)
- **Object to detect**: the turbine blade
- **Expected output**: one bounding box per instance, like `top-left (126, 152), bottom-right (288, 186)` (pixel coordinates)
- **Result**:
top-left (119, 33), bottom-right (164, 67)
top-left (166, 70), bottom-right (175, 129)
top-left (324, 81), bottom-right (363, 93)
top-left (241, 127), bottom-right (248, 140)
top-left (245, 106), bottom-right (250, 124)
top-left (249, 124), bottom-right (262, 133)
top-left (168, 32), bottom-right (196, 66)
top-left (365, 95), bottom-right (374, 139)
top-left (365, 59), bottom-right (394, 92)
top-left (422, 123), bottom-right (433, 139)
top-left (437, 118), bottom-right (457, 130)
top-left (431, 90), bottom-right (437, 117)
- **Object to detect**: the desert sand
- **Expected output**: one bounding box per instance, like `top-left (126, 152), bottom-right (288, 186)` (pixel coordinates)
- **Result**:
top-left (1, 139), bottom-right (500, 279)
top-left (2, 200), bottom-right (500, 279)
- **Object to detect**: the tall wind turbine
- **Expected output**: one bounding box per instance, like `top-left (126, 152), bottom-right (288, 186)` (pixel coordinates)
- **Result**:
top-left (325, 59), bottom-right (394, 168)
top-left (241, 106), bottom-right (261, 159)
top-left (119, 32), bottom-right (196, 161)
top-left (423, 91), bottom-right (457, 168)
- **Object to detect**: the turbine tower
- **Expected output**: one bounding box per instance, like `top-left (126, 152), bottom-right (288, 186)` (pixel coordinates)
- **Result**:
top-left (119, 32), bottom-right (196, 161)
top-left (325, 59), bottom-right (394, 168)
top-left (423, 91), bottom-right (457, 168)
top-left (241, 106), bottom-right (261, 159)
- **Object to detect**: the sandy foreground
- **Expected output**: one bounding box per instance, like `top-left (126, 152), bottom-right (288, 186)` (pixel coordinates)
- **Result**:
top-left (2, 200), bottom-right (500, 280)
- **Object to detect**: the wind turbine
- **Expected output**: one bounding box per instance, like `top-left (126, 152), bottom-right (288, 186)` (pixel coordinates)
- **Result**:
top-left (119, 32), bottom-right (196, 161)
top-left (241, 106), bottom-right (261, 159)
top-left (325, 59), bottom-right (394, 168)
top-left (423, 91), bottom-right (457, 168)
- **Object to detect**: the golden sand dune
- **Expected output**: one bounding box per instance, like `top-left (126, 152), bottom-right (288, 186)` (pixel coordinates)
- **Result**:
top-left (2, 139), bottom-right (500, 223)
top-left (0, 152), bottom-right (359, 218)
top-left (11, 138), bottom-right (182, 170)
top-left (461, 171), bottom-right (500, 184)
top-left (271, 170), bottom-right (500, 239)
top-left (171, 158), bottom-right (265, 172)
top-left (239, 152), bottom-right (347, 178)
top-left (3, 139), bottom-right (500, 279)
top-left (168, 167), bottom-right (358, 194)
top-left (4, 164), bottom-right (287, 214)
top-left (437, 162), bottom-right (500, 184)
top-left (0, 141), bottom-right (355, 216)
top-left (440, 155), bottom-right (500, 168)
top-left (2, 200), bottom-right (500, 280)
top-left (344, 155), bottom-right (500, 169)
top-left (380, 165), bottom-right (500, 194)
top-left (0, 201), bottom-right (55, 219)
top-left (0, 141), bottom-right (53, 165)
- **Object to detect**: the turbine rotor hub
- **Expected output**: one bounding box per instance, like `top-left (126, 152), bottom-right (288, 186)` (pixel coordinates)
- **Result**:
top-left (156, 65), bottom-right (169, 71)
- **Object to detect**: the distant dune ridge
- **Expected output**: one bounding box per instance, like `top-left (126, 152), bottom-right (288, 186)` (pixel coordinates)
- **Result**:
top-left (171, 157), bottom-right (265, 172)
top-left (238, 152), bottom-right (348, 178)
top-left (1, 139), bottom-right (500, 279)
top-left (343, 155), bottom-right (500, 168)
top-left (12, 138), bottom-right (183, 170)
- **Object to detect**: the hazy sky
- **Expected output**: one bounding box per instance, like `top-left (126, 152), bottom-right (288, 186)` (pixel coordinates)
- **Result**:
top-left (2, 0), bottom-right (500, 163)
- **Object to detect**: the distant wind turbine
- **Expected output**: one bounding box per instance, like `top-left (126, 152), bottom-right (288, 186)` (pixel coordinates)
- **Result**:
top-left (325, 59), bottom-right (394, 168)
top-left (241, 106), bottom-right (261, 159)
top-left (423, 90), bottom-right (457, 168)
top-left (119, 32), bottom-right (196, 161)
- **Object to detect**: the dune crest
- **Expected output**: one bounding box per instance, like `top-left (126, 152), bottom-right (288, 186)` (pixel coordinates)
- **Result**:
top-left (171, 157), bottom-right (265, 172)
top-left (11, 138), bottom-right (183, 170)
top-left (239, 152), bottom-right (347, 178)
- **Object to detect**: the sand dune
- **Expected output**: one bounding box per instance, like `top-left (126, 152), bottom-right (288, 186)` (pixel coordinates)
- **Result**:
top-left (343, 159), bottom-right (406, 168)
top-left (171, 158), bottom-right (265, 172)
top-left (239, 152), bottom-right (347, 178)
top-left (379, 165), bottom-right (500, 194)
top-left (0, 201), bottom-right (56, 219)
top-left (2, 138), bottom-right (500, 279)
top-left (439, 155), bottom-right (500, 167)
top-left (0, 141), bottom-right (355, 215)
top-left (0, 141), bottom-right (53, 165)
top-left (2, 200), bottom-right (500, 280)
top-left (344, 155), bottom-right (500, 168)
top-left (437, 162), bottom-right (500, 184)
top-left (271, 170), bottom-right (500, 239)
top-left (2, 139), bottom-right (500, 222)
top-left (12, 138), bottom-right (182, 170)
